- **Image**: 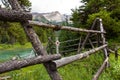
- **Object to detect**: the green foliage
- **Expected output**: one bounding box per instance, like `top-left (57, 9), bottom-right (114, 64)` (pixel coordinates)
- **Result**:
top-left (9, 65), bottom-right (50, 80)
top-left (0, 22), bottom-right (51, 46)
top-left (71, 8), bottom-right (83, 28)
top-left (18, 0), bottom-right (31, 11)
top-left (87, 10), bottom-right (120, 39)
top-left (8, 23), bottom-right (27, 45)
top-left (59, 52), bottom-right (104, 80)
top-left (0, 49), bottom-right (120, 80)
top-left (99, 53), bottom-right (120, 80)
top-left (0, 0), bottom-right (32, 45)
top-left (33, 26), bottom-right (53, 43)
top-left (0, 51), bottom-right (108, 80)
top-left (0, 42), bottom-right (32, 50)
top-left (18, 0), bottom-right (31, 7)
top-left (71, 0), bottom-right (120, 42)
top-left (0, 22), bottom-right (27, 45)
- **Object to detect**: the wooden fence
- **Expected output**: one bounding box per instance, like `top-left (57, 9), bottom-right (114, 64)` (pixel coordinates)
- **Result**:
top-left (0, 0), bottom-right (109, 80)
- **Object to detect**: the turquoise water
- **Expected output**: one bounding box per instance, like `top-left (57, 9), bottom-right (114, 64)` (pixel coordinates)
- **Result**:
top-left (0, 48), bottom-right (35, 62)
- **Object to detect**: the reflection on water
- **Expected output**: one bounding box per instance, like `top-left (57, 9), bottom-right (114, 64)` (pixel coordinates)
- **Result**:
top-left (0, 48), bottom-right (35, 62)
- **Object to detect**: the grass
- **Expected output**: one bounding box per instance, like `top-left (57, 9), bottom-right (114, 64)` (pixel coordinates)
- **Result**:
top-left (9, 65), bottom-right (51, 80)
top-left (0, 42), bottom-right (32, 50)
top-left (0, 42), bottom-right (47, 50)
top-left (0, 51), bottom-right (107, 80)
top-left (0, 49), bottom-right (120, 80)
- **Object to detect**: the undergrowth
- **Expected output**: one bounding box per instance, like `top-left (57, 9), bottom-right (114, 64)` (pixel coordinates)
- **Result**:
top-left (2, 51), bottom-right (120, 80)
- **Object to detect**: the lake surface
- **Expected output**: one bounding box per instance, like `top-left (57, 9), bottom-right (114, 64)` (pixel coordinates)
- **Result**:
top-left (0, 48), bottom-right (35, 62)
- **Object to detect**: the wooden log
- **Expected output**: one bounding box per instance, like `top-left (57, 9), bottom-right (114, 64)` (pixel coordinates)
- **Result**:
top-left (92, 57), bottom-right (108, 80)
top-left (0, 54), bottom-right (61, 74)
top-left (96, 33), bottom-right (101, 47)
top-left (99, 19), bottom-right (108, 58)
top-left (79, 18), bottom-right (99, 52)
top-left (77, 37), bottom-right (82, 53)
top-left (107, 48), bottom-right (115, 53)
top-left (115, 48), bottom-right (118, 60)
top-left (0, 76), bottom-right (11, 80)
top-left (22, 23), bottom-right (62, 80)
top-left (60, 38), bottom-right (79, 44)
top-left (0, 9), bottom-right (32, 22)
top-left (22, 23), bottom-right (48, 56)
top-left (29, 21), bottom-right (106, 34)
top-left (8, 0), bottom-right (62, 80)
top-left (54, 44), bottom-right (107, 68)
top-left (108, 48), bottom-right (120, 57)
top-left (88, 39), bottom-right (95, 49)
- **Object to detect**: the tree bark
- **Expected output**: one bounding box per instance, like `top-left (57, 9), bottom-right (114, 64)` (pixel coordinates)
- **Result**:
top-left (54, 44), bottom-right (107, 68)
top-left (8, 0), bottom-right (23, 11)
top-left (0, 9), bottom-right (32, 22)
top-left (22, 23), bottom-right (62, 80)
top-left (21, 23), bottom-right (47, 56)
top-left (0, 54), bottom-right (61, 74)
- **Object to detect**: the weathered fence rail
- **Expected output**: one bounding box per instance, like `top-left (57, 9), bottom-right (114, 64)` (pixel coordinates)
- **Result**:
top-left (54, 44), bottom-right (107, 68)
top-left (29, 21), bottom-right (106, 33)
top-left (0, 54), bottom-right (61, 74)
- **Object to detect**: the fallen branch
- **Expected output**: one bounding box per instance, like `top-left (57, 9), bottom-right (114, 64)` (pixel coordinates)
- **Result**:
top-left (0, 54), bottom-right (61, 74)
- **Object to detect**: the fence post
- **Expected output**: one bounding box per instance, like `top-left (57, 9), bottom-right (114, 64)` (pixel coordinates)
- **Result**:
top-left (79, 18), bottom-right (98, 52)
top-left (115, 47), bottom-right (118, 60)
top-left (55, 37), bottom-right (60, 54)
top-left (99, 19), bottom-right (108, 58)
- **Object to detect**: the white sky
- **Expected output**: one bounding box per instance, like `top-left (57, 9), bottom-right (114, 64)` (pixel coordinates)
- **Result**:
top-left (29, 0), bottom-right (82, 14)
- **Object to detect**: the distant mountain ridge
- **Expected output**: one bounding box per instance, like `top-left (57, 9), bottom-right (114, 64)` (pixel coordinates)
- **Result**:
top-left (32, 11), bottom-right (72, 24)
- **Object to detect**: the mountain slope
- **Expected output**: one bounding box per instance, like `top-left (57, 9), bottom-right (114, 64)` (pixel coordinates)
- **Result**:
top-left (32, 11), bottom-right (72, 24)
